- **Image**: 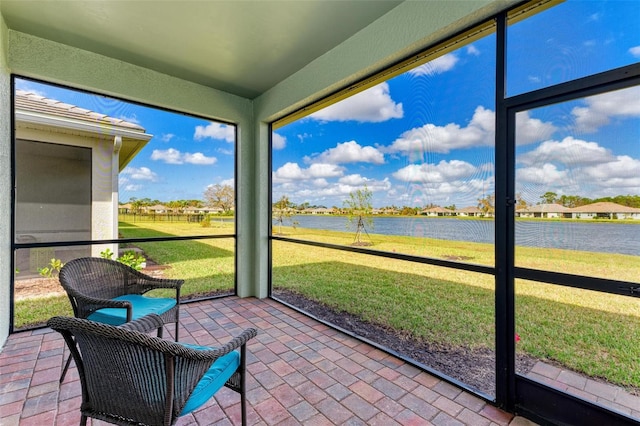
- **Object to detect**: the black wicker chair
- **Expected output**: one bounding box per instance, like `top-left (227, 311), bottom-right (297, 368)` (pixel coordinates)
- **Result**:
top-left (58, 257), bottom-right (184, 381)
top-left (48, 315), bottom-right (257, 426)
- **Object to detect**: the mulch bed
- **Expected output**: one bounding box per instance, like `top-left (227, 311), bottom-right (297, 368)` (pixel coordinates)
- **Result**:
top-left (274, 289), bottom-right (539, 396)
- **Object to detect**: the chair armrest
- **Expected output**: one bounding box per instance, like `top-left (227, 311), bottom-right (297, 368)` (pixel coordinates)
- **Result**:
top-left (129, 272), bottom-right (185, 298)
top-left (142, 277), bottom-right (184, 290)
top-left (74, 294), bottom-right (132, 309)
top-left (165, 328), bottom-right (258, 361)
top-left (72, 294), bottom-right (132, 319)
top-left (73, 294), bottom-right (132, 313)
top-left (131, 270), bottom-right (184, 290)
top-left (207, 328), bottom-right (258, 356)
top-left (119, 313), bottom-right (165, 334)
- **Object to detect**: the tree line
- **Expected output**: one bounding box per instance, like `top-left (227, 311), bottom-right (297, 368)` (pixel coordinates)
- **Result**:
top-left (124, 187), bottom-right (640, 217)
top-left (538, 192), bottom-right (640, 208)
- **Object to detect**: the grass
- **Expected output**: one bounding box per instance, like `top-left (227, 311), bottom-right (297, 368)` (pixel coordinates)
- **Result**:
top-left (118, 221), bottom-right (236, 298)
top-left (272, 225), bottom-right (640, 389)
top-left (12, 219), bottom-right (640, 390)
top-left (14, 295), bottom-right (72, 329)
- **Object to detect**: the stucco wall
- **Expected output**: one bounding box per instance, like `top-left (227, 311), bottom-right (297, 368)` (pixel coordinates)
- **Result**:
top-left (1, 30), bottom-right (257, 343)
top-left (0, 13), bottom-right (11, 347)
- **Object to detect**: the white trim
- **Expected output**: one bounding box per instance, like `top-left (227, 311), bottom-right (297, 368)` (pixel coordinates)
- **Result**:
top-left (15, 110), bottom-right (152, 141)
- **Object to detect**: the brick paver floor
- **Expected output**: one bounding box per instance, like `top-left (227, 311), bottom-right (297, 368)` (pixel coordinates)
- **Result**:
top-left (527, 361), bottom-right (640, 419)
top-left (0, 297), bottom-right (539, 425)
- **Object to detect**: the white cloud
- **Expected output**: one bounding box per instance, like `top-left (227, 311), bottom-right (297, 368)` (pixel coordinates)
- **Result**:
top-left (272, 162), bottom-right (344, 183)
top-left (518, 136), bottom-right (614, 167)
top-left (219, 178), bottom-right (235, 187)
top-left (467, 45), bottom-right (480, 56)
top-left (392, 160), bottom-right (477, 183)
top-left (161, 133), bottom-right (175, 142)
top-left (312, 178), bottom-right (329, 187)
top-left (386, 106), bottom-right (556, 157)
top-left (516, 135), bottom-right (640, 199)
top-left (217, 148), bottom-right (234, 156)
top-left (630, 46), bottom-right (640, 57)
top-left (272, 133), bottom-right (286, 150)
top-left (151, 148), bottom-right (182, 164)
top-left (297, 133), bottom-right (312, 143)
top-left (307, 163), bottom-right (345, 178)
top-left (338, 174), bottom-right (370, 186)
top-left (151, 148), bottom-right (217, 165)
top-left (382, 177), bottom-right (492, 208)
top-left (15, 82), bottom-right (47, 97)
top-left (122, 184), bottom-right (143, 191)
top-left (310, 82), bottom-right (403, 123)
top-left (272, 166), bottom-right (394, 206)
top-left (119, 114), bottom-right (140, 125)
top-left (408, 53), bottom-right (459, 76)
top-left (194, 122), bottom-right (235, 142)
top-left (515, 111), bottom-right (558, 145)
top-left (305, 140), bottom-right (384, 165)
top-left (572, 86), bottom-right (640, 133)
top-left (273, 162), bottom-right (306, 180)
top-left (587, 12), bottom-right (601, 22)
top-left (120, 166), bottom-right (158, 181)
top-left (386, 106), bottom-right (495, 156)
top-left (517, 163), bottom-right (568, 185)
top-left (295, 177), bottom-right (391, 199)
top-left (183, 152), bottom-right (217, 165)
top-left (581, 155), bottom-right (640, 181)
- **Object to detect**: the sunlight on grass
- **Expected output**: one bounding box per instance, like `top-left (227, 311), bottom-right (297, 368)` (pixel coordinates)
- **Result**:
top-left (516, 283), bottom-right (640, 388)
top-left (14, 220), bottom-right (640, 390)
top-left (271, 235), bottom-right (640, 390)
top-left (14, 295), bottom-right (72, 329)
top-left (119, 221), bottom-right (236, 297)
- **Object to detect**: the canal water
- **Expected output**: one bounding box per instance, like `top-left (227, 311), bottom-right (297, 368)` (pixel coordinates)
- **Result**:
top-left (288, 215), bottom-right (639, 256)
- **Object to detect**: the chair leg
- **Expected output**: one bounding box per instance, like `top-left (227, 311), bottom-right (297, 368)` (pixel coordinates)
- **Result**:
top-left (175, 320), bottom-right (179, 341)
top-left (240, 345), bottom-right (247, 426)
top-left (80, 414), bottom-right (87, 426)
top-left (60, 353), bottom-right (73, 383)
top-left (241, 390), bottom-right (247, 426)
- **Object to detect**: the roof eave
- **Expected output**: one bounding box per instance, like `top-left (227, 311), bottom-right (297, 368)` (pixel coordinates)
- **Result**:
top-left (15, 109), bottom-right (153, 142)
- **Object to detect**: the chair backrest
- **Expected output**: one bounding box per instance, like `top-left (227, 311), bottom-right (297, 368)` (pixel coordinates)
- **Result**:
top-left (48, 316), bottom-right (213, 426)
top-left (59, 257), bottom-right (152, 317)
top-left (60, 257), bottom-right (132, 298)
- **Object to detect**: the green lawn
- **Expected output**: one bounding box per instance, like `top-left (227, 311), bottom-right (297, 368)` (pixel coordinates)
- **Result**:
top-left (118, 221), bottom-right (236, 298)
top-left (272, 225), bottom-right (640, 390)
top-left (13, 219), bottom-right (640, 391)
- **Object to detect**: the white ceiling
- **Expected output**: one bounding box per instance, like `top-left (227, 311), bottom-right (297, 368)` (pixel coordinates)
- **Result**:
top-left (1, 0), bottom-right (404, 99)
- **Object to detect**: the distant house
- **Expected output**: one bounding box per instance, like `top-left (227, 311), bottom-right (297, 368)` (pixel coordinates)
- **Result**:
top-left (118, 203), bottom-right (133, 214)
top-left (15, 90), bottom-right (152, 273)
top-left (456, 206), bottom-right (483, 217)
top-left (568, 202), bottom-right (640, 220)
top-left (145, 204), bottom-right (168, 214)
top-left (516, 203), bottom-right (572, 218)
top-left (420, 206), bottom-right (455, 217)
top-left (187, 206), bottom-right (224, 214)
top-left (304, 207), bottom-right (332, 215)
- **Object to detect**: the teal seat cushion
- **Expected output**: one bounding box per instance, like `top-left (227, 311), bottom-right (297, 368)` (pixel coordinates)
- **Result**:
top-left (87, 294), bottom-right (176, 326)
top-left (181, 344), bottom-right (240, 415)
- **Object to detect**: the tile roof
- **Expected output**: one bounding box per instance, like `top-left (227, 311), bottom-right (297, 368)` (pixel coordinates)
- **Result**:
top-left (570, 202), bottom-right (640, 213)
top-left (15, 90), bottom-right (146, 132)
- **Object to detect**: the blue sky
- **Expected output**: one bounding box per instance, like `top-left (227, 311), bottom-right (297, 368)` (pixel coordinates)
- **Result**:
top-left (15, 79), bottom-right (236, 203)
top-left (273, 0), bottom-right (640, 209)
top-left (15, 0), bottom-right (640, 209)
